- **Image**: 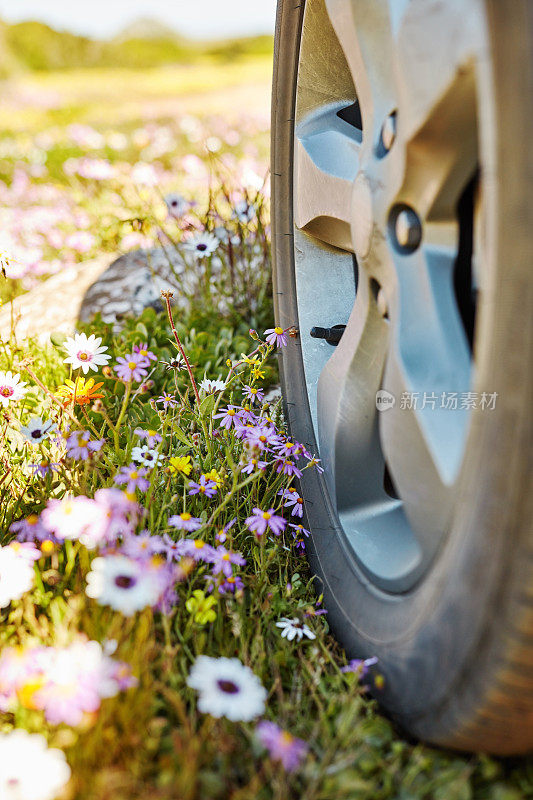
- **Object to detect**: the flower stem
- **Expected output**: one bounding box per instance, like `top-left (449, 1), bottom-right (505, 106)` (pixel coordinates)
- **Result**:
top-left (114, 382), bottom-right (132, 451)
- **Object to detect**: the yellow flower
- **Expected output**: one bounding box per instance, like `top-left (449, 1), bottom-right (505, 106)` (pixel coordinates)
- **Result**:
top-left (240, 353), bottom-right (260, 365)
top-left (56, 377), bottom-right (104, 406)
top-left (252, 366), bottom-right (266, 381)
top-left (203, 469), bottom-right (222, 487)
top-left (168, 455), bottom-right (192, 476)
top-left (185, 590), bottom-right (217, 625)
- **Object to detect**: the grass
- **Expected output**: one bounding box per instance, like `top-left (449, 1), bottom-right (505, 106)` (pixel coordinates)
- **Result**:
top-left (0, 64), bottom-right (532, 800)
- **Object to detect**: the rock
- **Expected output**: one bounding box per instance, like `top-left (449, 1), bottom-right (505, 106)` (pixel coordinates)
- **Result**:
top-left (0, 247), bottom-right (191, 342)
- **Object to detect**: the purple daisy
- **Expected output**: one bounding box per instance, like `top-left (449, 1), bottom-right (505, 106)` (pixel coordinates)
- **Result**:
top-left (133, 343), bottom-right (157, 362)
top-left (256, 721), bottom-right (308, 772)
top-left (114, 463), bottom-right (150, 493)
top-left (279, 489), bottom-right (304, 519)
top-left (242, 385), bottom-right (265, 404)
top-left (114, 352), bottom-right (149, 383)
top-left (210, 546), bottom-right (246, 578)
top-left (275, 459), bottom-right (303, 478)
top-left (134, 428), bottom-right (162, 447)
top-left (65, 430), bottom-right (105, 460)
top-left (168, 512), bottom-right (202, 532)
top-left (264, 327), bottom-right (288, 348)
top-left (155, 392), bottom-right (178, 410)
top-left (245, 508), bottom-right (286, 537)
top-left (188, 475), bottom-right (218, 498)
top-left (213, 405), bottom-right (242, 430)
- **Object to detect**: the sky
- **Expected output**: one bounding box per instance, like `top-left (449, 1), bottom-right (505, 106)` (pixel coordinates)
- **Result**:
top-left (0, 0), bottom-right (277, 41)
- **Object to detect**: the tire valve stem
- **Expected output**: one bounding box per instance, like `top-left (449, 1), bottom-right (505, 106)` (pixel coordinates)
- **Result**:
top-left (310, 324), bottom-right (346, 346)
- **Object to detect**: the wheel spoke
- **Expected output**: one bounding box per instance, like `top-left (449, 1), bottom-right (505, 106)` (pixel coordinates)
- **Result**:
top-left (317, 278), bottom-right (391, 512)
top-left (379, 238), bottom-right (471, 545)
top-left (324, 0), bottom-right (395, 130)
top-left (294, 104), bottom-right (362, 251)
top-left (395, 0), bottom-right (484, 146)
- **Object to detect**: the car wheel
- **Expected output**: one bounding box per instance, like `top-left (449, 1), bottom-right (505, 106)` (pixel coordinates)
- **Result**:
top-left (271, 0), bottom-right (533, 753)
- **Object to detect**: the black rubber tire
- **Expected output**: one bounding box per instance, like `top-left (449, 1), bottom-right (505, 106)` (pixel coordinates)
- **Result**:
top-left (271, 0), bottom-right (533, 754)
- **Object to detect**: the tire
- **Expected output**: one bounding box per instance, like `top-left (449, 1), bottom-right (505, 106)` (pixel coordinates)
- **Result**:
top-left (271, 0), bottom-right (533, 754)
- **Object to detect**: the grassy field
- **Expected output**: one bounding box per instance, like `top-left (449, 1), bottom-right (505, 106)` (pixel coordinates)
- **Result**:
top-left (0, 60), bottom-right (532, 800)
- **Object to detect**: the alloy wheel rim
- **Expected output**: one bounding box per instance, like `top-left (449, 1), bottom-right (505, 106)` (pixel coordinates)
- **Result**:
top-left (292, 0), bottom-right (489, 592)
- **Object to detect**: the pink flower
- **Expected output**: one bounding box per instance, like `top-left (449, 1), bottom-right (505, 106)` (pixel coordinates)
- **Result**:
top-left (256, 721), bottom-right (308, 771)
top-left (66, 231), bottom-right (95, 253)
top-left (168, 512), bottom-right (202, 533)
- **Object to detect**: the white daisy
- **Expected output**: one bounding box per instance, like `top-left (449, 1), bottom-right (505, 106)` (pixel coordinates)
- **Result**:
top-left (187, 656), bottom-right (266, 721)
top-left (0, 371), bottom-right (27, 408)
top-left (20, 416), bottom-right (57, 444)
top-left (199, 378), bottom-right (226, 394)
top-left (233, 200), bottom-right (256, 224)
top-left (182, 231), bottom-right (219, 258)
top-left (164, 192), bottom-right (190, 218)
top-left (276, 617), bottom-right (316, 642)
top-left (0, 730), bottom-right (71, 800)
top-left (63, 332), bottom-right (110, 374)
top-left (0, 545), bottom-right (35, 608)
top-left (131, 445), bottom-right (163, 467)
top-left (85, 554), bottom-right (164, 616)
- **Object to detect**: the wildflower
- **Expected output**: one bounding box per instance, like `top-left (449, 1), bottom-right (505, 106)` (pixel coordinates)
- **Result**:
top-left (276, 459), bottom-right (303, 478)
top-left (168, 455), bottom-right (192, 476)
top-left (276, 617), bottom-right (316, 642)
top-left (279, 488), bottom-right (305, 519)
top-left (28, 460), bottom-right (61, 477)
top-left (20, 416), bottom-right (56, 444)
top-left (264, 327), bottom-right (288, 348)
top-left (289, 523), bottom-right (311, 540)
top-left (56, 376), bottom-right (104, 406)
top-left (0, 371), bottom-right (27, 407)
top-left (160, 356), bottom-right (184, 372)
top-left (213, 405), bottom-right (241, 430)
top-left (168, 512), bottom-right (201, 532)
top-left (134, 427), bottom-right (162, 446)
top-left (211, 546), bottom-right (246, 578)
top-left (114, 463), bottom-right (150, 493)
top-left (276, 439), bottom-right (299, 458)
top-left (121, 532), bottom-right (166, 559)
top-left (241, 457), bottom-right (268, 474)
top-left (165, 192), bottom-right (190, 218)
top-left (131, 444), bottom-right (162, 467)
top-left (177, 538), bottom-right (217, 563)
top-left (243, 425), bottom-right (280, 450)
top-left (245, 508), bottom-right (286, 537)
top-left (188, 475), bottom-right (218, 498)
top-left (341, 656), bottom-right (379, 676)
top-left (203, 468), bottom-right (223, 487)
top-left (133, 342), bottom-right (157, 362)
top-left (305, 454), bottom-right (324, 473)
top-left (63, 332), bottom-right (110, 374)
top-left (216, 574), bottom-right (244, 595)
top-left (183, 231), bottom-right (219, 258)
top-left (0, 730), bottom-right (71, 800)
top-left (186, 589), bottom-right (217, 625)
top-left (86, 554), bottom-right (168, 616)
top-left (114, 352), bottom-right (149, 383)
top-left (243, 385), bottom-right (264, 403)
top-left (187, 656), bottom-right (267, 721)
top-left (199, 378), bottom-right (226, 393)
top-left (156, 391), bottom-right (178, 409)
top-left (65, 430), bottom-right (104, 460)
top-left (41, 495), bottom-right (95, 542)
top-left (0, 545), bottom-right (35, 607)
top-left (233, 199), bottom-right (256, 224)
top-left (10, 513), bottom-right (49, 542)
top-left (256, 721), bottom-right (308, 772)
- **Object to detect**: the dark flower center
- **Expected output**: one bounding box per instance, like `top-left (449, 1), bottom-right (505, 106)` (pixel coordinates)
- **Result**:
top-left (197, 243), bottom-right (208, 252)
top-left (115, 575), bottom-right (136, 589)
top-left (31, 429), bottom-right (42, 438)
top-left (217, 679), bottom-right (240, 694)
